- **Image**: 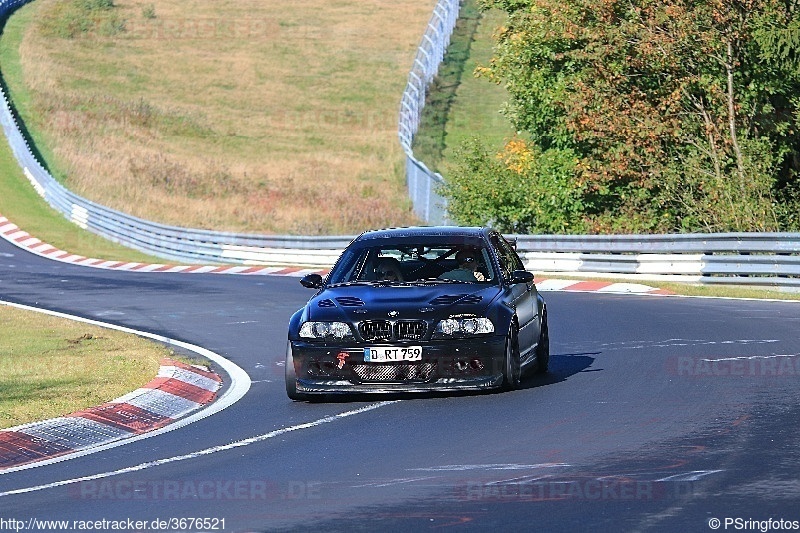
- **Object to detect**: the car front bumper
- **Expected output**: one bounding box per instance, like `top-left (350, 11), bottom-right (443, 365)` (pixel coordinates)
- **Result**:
top-left (289, 336), bottom-right (506, 394)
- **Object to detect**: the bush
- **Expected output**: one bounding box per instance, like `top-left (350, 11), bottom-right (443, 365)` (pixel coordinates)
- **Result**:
top-left (442, 137), bottom-right (586, 233)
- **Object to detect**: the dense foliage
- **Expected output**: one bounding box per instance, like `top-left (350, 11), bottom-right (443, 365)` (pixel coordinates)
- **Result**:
top-left (443, 0), bottom-right (800, 233)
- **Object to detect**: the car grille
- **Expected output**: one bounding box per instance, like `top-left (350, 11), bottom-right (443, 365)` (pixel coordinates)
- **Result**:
top-left (358, 320), bottom-right (427, 341)
top-left (352, 362), bottom-right (437, 383)
top-left (359, 320), bottom-right (393, 341)
top-left (396, 321), bottom-right (426, 340)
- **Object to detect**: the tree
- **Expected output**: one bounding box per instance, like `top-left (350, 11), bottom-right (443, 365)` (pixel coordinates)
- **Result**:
top-left (448, 0), bottom-right (800, 233)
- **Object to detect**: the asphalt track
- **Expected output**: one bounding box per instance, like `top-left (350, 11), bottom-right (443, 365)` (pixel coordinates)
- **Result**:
top-left (1, 236), bottom-right (800, 532)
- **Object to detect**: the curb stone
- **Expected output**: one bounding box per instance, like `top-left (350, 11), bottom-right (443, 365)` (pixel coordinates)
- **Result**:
top-left (0, 215), bottom-right (327, 278)
top-left (0, 358), bottom-right (222, 470)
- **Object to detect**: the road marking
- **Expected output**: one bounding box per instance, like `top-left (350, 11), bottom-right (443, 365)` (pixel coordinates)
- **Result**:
top-left (410, 463), bottom-right (571, 472)
top-left (700, 354), bottom-right (799, 362)
top-left (0, 401), bottom-right (396, 498)
top-left (655, 470), bottom-right (723, 482)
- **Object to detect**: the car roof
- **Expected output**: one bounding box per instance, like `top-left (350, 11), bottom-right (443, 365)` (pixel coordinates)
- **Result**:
top-left (355, 226), bottom-right (491, 241)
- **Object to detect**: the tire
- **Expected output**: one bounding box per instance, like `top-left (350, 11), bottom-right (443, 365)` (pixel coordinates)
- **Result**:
top-left (534, 307), bottom-right (550, 374)
top-left (285, 342), bottom-right (309, 401)
top-left (502, 322), bottom-right (522, 390)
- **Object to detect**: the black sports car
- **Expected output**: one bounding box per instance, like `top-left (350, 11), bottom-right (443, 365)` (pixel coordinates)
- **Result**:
top-left (286, 226), bottom-right (549, 400)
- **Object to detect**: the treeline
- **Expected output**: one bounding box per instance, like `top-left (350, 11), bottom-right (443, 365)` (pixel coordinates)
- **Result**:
top-left (443, 0), bottom-right (800, 234)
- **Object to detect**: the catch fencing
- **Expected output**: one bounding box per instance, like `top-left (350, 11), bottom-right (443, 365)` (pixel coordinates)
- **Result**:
top-left (398, 0), bottom-right (458, 226)
top-left (1, 0), bottom-right (800, 286)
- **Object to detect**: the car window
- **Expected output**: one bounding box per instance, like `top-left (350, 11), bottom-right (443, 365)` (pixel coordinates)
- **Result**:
top-left (490, 234), bottom-right (523, 281)
top-left (327, 242), bottom-right (498, 284)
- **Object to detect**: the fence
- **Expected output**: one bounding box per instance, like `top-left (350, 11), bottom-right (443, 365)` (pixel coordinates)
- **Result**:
top-left (1, 0), bottom-right (800, 286)
top-left (512, 234), bottom-right (800, 287)
top-left (398, 0), bottom-right (458, 225)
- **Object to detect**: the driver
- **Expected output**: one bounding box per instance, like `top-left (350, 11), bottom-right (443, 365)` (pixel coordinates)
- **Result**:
top-left (439, 249), bottom-right (486, 282)
top-left (374, 257), bottom-right (403, 281)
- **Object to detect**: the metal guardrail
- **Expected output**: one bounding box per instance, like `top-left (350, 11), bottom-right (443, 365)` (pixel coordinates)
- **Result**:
top-left (1, 0), bottom-right (800, 286)
top-left (512, 234), bottom-right (800, 286)
top-left (514, 233), bottom-right (800, 254)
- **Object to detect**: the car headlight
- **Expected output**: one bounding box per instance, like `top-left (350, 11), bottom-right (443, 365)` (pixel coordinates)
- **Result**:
top-left (434, 317), bottom-right (494, 337)
top-left (299, 321), bottom-right (354, 340)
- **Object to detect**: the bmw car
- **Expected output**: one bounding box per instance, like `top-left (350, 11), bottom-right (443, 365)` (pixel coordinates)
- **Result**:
top-left (286, 226), bottom-right (548, 400)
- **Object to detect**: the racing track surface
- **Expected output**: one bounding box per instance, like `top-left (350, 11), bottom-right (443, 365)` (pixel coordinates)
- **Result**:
top-left (1, 236), bottom-right (800, 532)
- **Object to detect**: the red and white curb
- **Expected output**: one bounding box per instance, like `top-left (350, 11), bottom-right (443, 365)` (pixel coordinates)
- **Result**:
top-left (0, 359), bottom-right (221, 471)
top-left (536, 278), bottom-right (673, 295)
top-left (0, 215), bottom-right (327, 278)
top-left (0, 214), bottom-right (672, 293)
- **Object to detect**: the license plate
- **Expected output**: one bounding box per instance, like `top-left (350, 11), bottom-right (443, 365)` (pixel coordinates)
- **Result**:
top-left (364, 346), bottom-right (423, 362)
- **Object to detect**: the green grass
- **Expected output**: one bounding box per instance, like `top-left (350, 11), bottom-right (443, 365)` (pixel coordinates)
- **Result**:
top-left (412, 1), bottom-right (514, 173)
top-left (0, 304), bottom-right (169, 429)
top-left (657, 282), bottom-right (800, 300)
top-left (0, 3), bottom-right (63, 180)
top-left (438, 8), bottom-right (515, 165)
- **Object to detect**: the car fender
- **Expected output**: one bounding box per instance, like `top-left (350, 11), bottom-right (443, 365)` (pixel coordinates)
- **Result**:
top-left (287, 308), bottom-right (306, 341)
top-left (492, 299), bottom-right (517, 339)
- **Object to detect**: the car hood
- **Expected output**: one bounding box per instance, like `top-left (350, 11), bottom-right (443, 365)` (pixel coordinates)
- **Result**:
top-left (307, 284), bottom-right (502, 322)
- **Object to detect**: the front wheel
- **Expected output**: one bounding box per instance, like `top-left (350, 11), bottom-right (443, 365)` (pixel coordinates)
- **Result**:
top-left (285, 342), bottom-right (309, 401)
top-left (502, 322), bottom-right (522, 390)
top-left (534, 307), bottom-right (550, 374)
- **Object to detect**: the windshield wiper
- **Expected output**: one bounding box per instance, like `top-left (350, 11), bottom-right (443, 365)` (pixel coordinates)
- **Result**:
top-left (329, 280), bottom-right (408, 288)
top-left (416, 278), bottom-right (470, 284)
top-left (327, 281), bottom-right (375, 288)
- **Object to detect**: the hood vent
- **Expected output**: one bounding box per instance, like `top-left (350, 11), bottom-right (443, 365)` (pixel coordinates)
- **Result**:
top-left (318, 299), bottom-right (336, 308)
top-left (430, 294), bottom-right (483, 306)
top-left (335, 296), bottom-right (365, 307)
top-left (459, 294), bottom-right (483, 305)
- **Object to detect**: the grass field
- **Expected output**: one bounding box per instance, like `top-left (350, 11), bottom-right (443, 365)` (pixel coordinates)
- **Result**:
top-left (412, 2), bottom-right (514, 173)
top-left (1, 0), bottom-right (436, 235)
top-left (0, 304), bottom-right (169, 429)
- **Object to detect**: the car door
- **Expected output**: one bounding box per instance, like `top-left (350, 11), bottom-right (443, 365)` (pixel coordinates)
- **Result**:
top-left (490, 233), bottom-right (538, 358)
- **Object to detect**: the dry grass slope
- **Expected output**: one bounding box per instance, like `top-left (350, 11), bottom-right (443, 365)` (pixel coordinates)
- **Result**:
top-left (12, 0), bottom-right (435, 234)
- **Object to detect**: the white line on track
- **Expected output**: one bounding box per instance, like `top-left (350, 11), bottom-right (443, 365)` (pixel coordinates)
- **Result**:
top-left (700, 354), bottom-right (799, 362)
top-left (0, 401), bottom-right (397, 498)
top-left (0, 299), bottom-right (252, 474)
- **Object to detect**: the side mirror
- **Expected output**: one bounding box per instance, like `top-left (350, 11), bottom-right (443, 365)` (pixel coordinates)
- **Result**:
top-left (510, 270), bottom-right (534, 285)
top-left (300, 273), bottom-right (324, 289)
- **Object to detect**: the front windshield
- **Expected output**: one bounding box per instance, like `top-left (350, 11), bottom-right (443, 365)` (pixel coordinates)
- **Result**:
top-left (327, 242), bottom-right (497, 286)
